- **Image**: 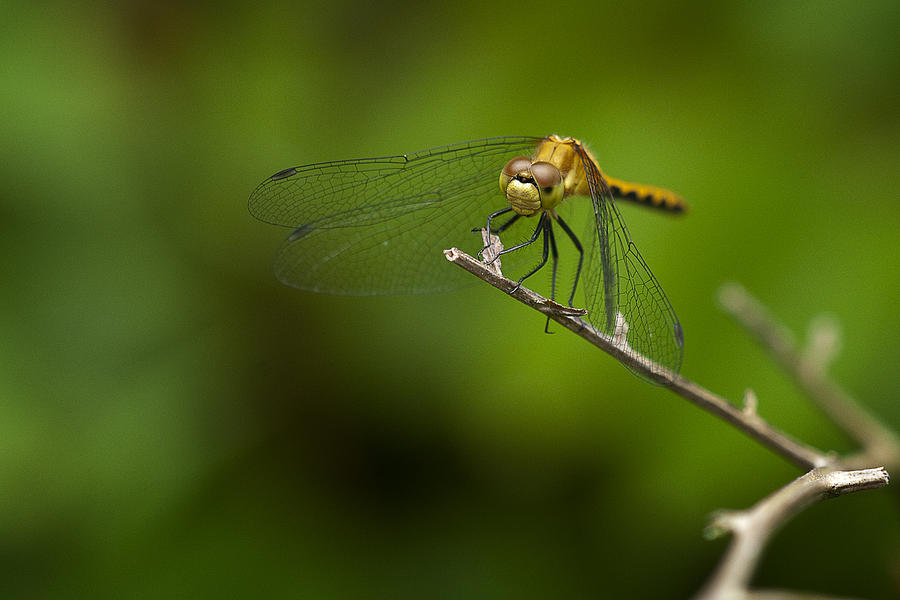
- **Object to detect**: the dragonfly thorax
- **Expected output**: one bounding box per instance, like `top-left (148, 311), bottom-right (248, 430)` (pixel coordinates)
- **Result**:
top-left (498, 157), bottom-right (565, 216)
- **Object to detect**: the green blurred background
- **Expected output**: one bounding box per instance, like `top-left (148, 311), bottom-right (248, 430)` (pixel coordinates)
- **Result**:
top-left (3, 1), bottom-right (899, 597)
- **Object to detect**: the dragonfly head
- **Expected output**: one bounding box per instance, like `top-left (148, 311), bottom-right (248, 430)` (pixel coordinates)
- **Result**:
top-left (499, 156), bottom-right (565, 216)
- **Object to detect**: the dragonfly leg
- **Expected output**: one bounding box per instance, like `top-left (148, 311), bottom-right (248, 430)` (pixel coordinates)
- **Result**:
top-left (499, 212), bottom-right (546, 257)
top-left (544, 220), bottom-right (559, 334)
top-left (554, 213), bottom-right (584, 307)
top-left (481, 206), bottom-right (513, 234)
top-left (547, 221), bottom-right (559, 302)
top-left (477, 207), bottom-right (514, 260)
top-left (494, 213), bottom-right (521, 234)
top-left (509, 213), bottom-right (550, 294)
top-left (474, 211), bottom-right (521, 235)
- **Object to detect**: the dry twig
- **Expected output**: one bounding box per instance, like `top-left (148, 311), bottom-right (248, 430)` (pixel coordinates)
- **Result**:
top-left (443, 245), bottom-right (896, 600)
top-left (697, 467), bottom-right (890, 600)
top-left (444, 247), bottom-right (829, 469)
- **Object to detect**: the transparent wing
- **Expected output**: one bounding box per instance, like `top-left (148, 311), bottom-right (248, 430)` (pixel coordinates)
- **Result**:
top-left (249, 137), bottom-right (542, 294)
top-left (576, 146), bottom-right (685, 380)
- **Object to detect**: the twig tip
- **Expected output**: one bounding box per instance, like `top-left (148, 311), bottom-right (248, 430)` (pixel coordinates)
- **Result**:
top-left (703, 510), bottom-right (745, 540)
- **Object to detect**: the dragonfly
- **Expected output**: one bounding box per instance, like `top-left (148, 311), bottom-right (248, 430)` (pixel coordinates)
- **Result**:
top-left (249, 135), bottom-right (685, 380)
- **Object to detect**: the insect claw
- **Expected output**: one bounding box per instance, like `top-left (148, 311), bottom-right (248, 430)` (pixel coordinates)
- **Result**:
top-left (543, 316), bottom-right (555, 334)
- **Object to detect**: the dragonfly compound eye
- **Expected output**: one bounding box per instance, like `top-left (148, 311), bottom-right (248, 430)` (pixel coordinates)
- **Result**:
top-left (499, 156), bottom-right (535, 193)
top-left (530, 161), bottom-right (564, 210)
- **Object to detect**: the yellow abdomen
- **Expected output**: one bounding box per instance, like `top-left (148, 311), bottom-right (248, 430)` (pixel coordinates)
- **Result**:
top-left (605, 177), bottom-right (687, 213)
